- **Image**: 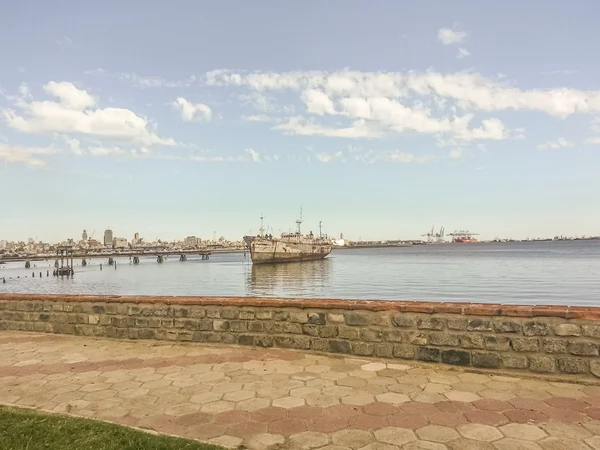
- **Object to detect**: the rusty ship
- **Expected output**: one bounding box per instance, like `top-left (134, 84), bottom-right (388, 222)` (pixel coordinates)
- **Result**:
top-left (243, 211), bottom-right (333, 264)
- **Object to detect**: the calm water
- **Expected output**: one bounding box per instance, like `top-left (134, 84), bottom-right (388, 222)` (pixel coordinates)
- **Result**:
top-left (1, 241), bottom-right (600, 306)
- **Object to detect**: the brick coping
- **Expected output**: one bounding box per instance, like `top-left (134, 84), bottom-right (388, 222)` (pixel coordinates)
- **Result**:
top-left (1, 294), bottom-right (598, 319)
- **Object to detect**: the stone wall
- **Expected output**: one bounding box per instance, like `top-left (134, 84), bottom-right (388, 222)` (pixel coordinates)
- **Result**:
top-left (2, 294), bottom-right (600, 379)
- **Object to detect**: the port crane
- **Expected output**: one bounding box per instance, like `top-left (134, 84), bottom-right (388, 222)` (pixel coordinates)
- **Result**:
top-left (448, 230), bottom-right (479, 243)
top-left (421, 225), bottom-right (445, 243)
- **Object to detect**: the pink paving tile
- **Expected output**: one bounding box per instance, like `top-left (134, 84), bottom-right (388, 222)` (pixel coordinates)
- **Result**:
top-left (401, 402), bottom-right (440, 415)
top-left (585, 407), bottom-right (600, 420)
top-left (435, 401), bottom-right (476, 413)
top-left (268, 418), bottom-right (308, 436)
top-left (427, 412), bottom-right (468, 427)
top-left (348, 414), bottom-right (388, 430)
top-left (503, 408), bottom-right (547, 424)
top-left (185, 423), bottom-right (229, 440)
top-left (226, 421), bottom-right (268, 438)
top-left (307, 416), bottom-right (348, 433)
top-left (464, 410), bottom-right (509, 426)
top-left (472, 399), bottom-right (514, 412)
top-left (508, 398), bottom-right (549, 411)
top-left (545, 397), bottom-right (589, 412)
top-left (387, 412), bottom-right (428, 430)
top-left (543, 407), bottom-right (589, 423)
top-left (251, 406), bottom-right (288, 422)
top-left (288, 405), bottom-right (324, 419)
top-left (324, 404), bottom-right (363, 419)
top-left (584, 396), bottom-right (600, 408)
top-left (363, 402), bottom-right (400, 417)
top-left (173, 412), bottom-right (212, 427)
top-left (213, 410), bottom-right (251, 425)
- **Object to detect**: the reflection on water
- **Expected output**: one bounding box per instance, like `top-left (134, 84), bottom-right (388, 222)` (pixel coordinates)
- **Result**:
top-left (247, 259), bottom-right (332, 296)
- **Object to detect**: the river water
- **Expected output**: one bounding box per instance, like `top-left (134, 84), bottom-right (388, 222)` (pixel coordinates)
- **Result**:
top-left (1, 241), bottom-right (599, 306)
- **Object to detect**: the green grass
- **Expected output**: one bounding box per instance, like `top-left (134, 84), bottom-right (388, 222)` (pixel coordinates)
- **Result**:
top-left (0, 406), bottom-right (226, 450)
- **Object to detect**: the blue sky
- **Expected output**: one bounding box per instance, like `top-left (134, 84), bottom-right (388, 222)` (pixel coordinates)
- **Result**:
top-left (1, 1), bottom-right (600, 242)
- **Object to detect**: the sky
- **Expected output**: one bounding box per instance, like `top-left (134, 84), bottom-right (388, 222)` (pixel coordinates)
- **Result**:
top-left (1, 1), bottom-right (600, 243)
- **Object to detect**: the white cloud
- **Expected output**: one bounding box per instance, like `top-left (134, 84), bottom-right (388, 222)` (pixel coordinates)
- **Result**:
top-left (244, 148), bottom-right (262, 162)
top-left (437, 27), bottom-right (468, 45)
top-left (302, 90), bottom-right (336, 115)
top-left (377, 151), bottom-right (436, 164)
top-left (243, 114), bottom-right (276, 123)
top-left (315, 151), bottom-right (344, 163)
top-left (85, 69), bottom-right (197, 88)
top-left (457, 48), bottom-right (471, 59)
top-left (537, 138), bottom-right (575, 149)
top-left (171, 97), bottom-right (212, 122)
top-left (2, 82), bottom-right (174, 146)
top-left (448, 149), bottom-right (465, 159)
top-left (274, 116), bottom-right (382, 139)
top-left (585, 137), bottom-right (600, 145)
top-left (57, 36), bottom-right (73, 46)
top-left (0, 143), bottom-right (59, 167)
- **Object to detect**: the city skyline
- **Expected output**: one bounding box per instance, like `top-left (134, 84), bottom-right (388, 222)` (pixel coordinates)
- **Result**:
top-left (2, 2), bottom-right (600, 241)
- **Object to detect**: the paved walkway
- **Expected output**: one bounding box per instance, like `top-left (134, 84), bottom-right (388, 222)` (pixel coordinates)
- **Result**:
top-left (1, 332), bottom-right (600, 450)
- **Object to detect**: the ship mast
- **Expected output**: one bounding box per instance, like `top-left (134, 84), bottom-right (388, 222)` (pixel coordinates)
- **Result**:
top-left (296, 207), bottom-right (303, 235)
top-left (319, 221), bottom-right (322, 238)
top-left (259, 214), bottom-right (265, 237)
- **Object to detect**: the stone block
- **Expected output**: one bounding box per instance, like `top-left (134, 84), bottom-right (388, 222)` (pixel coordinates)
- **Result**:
top-left (319, 326), bottom-right (338, 338)
top-left (502, 354), bottom-right (528, 369)
top-left (282, 323), bottom-right (303, 334)
top-left (138, 329), bottom-right (155, 339)
top-left (407, 331), bottom-right (429, 345)
top-left (557, 357), bottom-right (588, 374)
top-left (392, 315), bottom-right (415, 328)
top-left (467, 319), bottom-right (494, 332)
top-left (441, 349), bottom-right (471, 366)
top-left (255, 336), bottom-right (274, 347)
top-left (160, 318), bottom-right (173, 328)
top-left (529, 356), bottom-right (555, 373)
top-left (327, 313), bottom-right (345, 323)
top-left (511, 337), bottom-right (539, 352)
top-left (542, 339), bottom-right (567, 354)
top-left (302, 325), bottom-right (319, 336)
top-left (361, 329), bottom-right (383, 342)
top-left (375, 343), bottom-right (394, 358)
top-left (256, 310), bottom-right (273, 320)
top-left (460, 334), bottom-right (485, 349)
top-left (582, 325), bottom-right (600, 338)
top-left (220, 309), bottom-right (239, 320)
top-left (92, 305), bottom-right (105, 314)
top-left (485, 336), bottom-right (510, 351)
top-left (417, 317), bottom-right (445, 330)
top-left (553, 324), bottom-right (581, 336)
top-left (393, 344), bottom-right (415, 359)
top-left (329, 340), bottom-right (352, 354)
top-left (192, 332), bottom-right (205, 342)
top-left (430, 332), bottom-right (460, 347)
top-left (447, 318), bottom-right (468, 330)
top-left (213, 320), bottom-right (230, 331)
top-left (311, 338), bottom-right (329, 352)
top-left (472, 352), bottom-right (501, 369)
top-left (249, 321), bottom-right (265, 332)
top-left (416, 347), bottom-right (441, 362)
top-left (229, 320), bottom-right (248, 332)
top-left (352, 342), bottom-right (375, 356)
top-left (383, 330), bottom-right (403, 342)
top-left (338, 326), bottom-right (360, 340)
top-left (134, 317), bottom-right (148, 327)
top-left (239, 310), bottom-right (255, 320)
top-left (238, 335), bottom-right (254, 346)
top-left (147, 318), bottom-right (160, 327)
top-left (222, 333), bottom-right (236, 344)
top-left (190, 308), bottom-right (206, 318)
top-left (591, 361), bottom-right (600, 378)
top-left (569, 341), bottom-right (599, 356)
top-left (127, 306), bottom-right (141, 316)
top-left (345, 312), bottom-right (370, 326)
top-left (494, 321), bottom-right (522, 333)
top-left (274, 336), bottom-right (310, 350)
top-left (206, 310), bottom-right (221, 319)
top-left (289, 312), bottom-right (309, 323)
top-left (204, 332), bottom-right (222, 343)
top-left (197, 319), bottom-right (213, 331)
top-left (274, 311), bottom-right (288, 321)
top-left (177, 331), bottom-right (193, 341)
top-left (307, 313), bottom-right (326, 325)
top-left (39, 313), bottom-right (50, 322)
top-left (523, 321), bottom-right (549, 336)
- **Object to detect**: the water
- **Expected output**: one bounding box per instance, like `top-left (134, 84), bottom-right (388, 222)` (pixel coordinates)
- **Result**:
top-left (1, 240), bottom-right (600, 306)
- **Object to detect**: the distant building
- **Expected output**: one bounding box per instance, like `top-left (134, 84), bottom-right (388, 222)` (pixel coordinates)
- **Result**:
top-left (113, 237), bottom-right (128, 248)
top-left (184, 236), bottom-right (200, 248)
top-left (82, 229), bottom-right (88, 241)
top-left (104, 229), bottom-right (113, 247)
top-left (133, 232), bottom-right (140, 245)
top-left (0, 240), bottom-right (6, 250)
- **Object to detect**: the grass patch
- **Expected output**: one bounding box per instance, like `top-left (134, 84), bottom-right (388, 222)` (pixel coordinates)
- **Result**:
top-left (0, 406), bottom-right (225, 450)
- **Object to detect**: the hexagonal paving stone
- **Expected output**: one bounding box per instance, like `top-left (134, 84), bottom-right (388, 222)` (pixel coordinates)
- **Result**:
top-left (539, 422), bottom-right (591, 440)
top-left (288, 431), bottom-right (330, 449)
top-left (190, 392), bottom-right (223, 404)
top-left (457, 424), bottom-right (503, 442)
top-left (361, 363), bottom-right (387, 372)
top-left (586, 436), bottom-right (600, 450)
top-left (500, 424), bottom-right (548, 441)
top-left (342, 393), bottom-right (375, 406)
top-left (376, 393), bottom-right (410, 405)
top-left (539, 437), bottom-right (589, 450)
top-left (332, 429), bottom-right (373, 449)
top-left (269, 417), bottom-right (307, 436)
top-left (493, 438), bottom-right (544, 450)
top-left (200, 400), bottom-right (235, 414)
top-left (374, 427), bottom-right (417, 446)
top-left (209, 435), bottom-right (243, 448)
top-left (235, 397), bottom-right (271, 412)
top-left (273, 396), bottom-right (306, 409)
top-left (291, 387), bottom-right (321, 398)
top-left (444, 391), bottom-right (481, 403)
top-left (357, 444), bottom-right (400, 450)
top-left (416, 425), bottom-right (460, 443)
top-left (306, 394), bottom-right (340, 408)
top-left (403, 442), bottom-right (448, 450)
top-left (245, 433), bottom-right (285, 450)
top-left (224, 390), bottom-right (255, 402)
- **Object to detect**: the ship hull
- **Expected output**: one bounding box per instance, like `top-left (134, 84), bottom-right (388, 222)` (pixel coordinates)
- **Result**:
top-left (246, 237), bottom-right (332, 264)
